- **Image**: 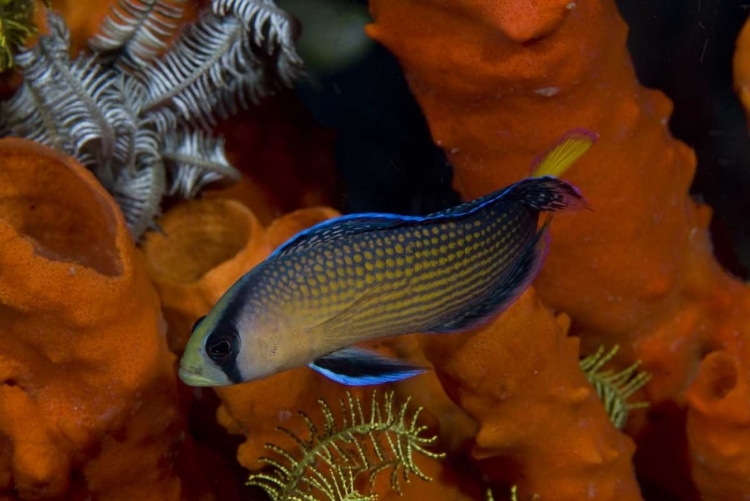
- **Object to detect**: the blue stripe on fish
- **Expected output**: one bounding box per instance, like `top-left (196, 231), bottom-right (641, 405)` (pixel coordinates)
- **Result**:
top-left (309, 347), bottom-right (427, 385)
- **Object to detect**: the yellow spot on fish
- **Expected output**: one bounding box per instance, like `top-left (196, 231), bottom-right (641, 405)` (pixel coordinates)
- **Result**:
top-left (386, 258), bottom-right (395, 267)
top-left (376, 260), bottom-right (385, 270)
top-left (458, 238), bottom-right (465, 246)
top-left (375, 248), bottom-right (385, 257)
top-left (354, 254), bottom-right (363, 263)
top-left (356, 267), bottom-right (365, 276)
top-left (375, 272), bottom-right (385, 281)
top-left (365, 275), bottom-right (374, 285)
top-left (415, 263), bottom-right (423, 272)
top-left (365, 262), bottom-right (375, 271)
top-left (397, 234), bottom-right (405, 243)
top-left (431, 227), bottom-right (439, 234)
top-left (474, 220), bottom-right (482, 227)
top-left (326, 269), bottom-right (336, 279)
top-left (396, 257), bottom-right (405, 266)
top-left (364, 251), bottom-right (374, 260)
top-left (431, 237), bottom-right (439, 245)
top-left (395, 243), bottom-right (404, 253)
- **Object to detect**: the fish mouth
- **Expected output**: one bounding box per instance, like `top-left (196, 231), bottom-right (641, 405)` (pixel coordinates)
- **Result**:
top-left (178, 366), bottom-right (231, 387)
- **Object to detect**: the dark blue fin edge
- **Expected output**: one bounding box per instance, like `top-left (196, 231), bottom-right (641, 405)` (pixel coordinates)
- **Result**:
top-left (309, 347), bottom-right (427, 386)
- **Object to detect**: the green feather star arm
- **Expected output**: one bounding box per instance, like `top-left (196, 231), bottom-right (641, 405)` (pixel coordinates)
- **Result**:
top-left (580, 344), bottom-right (653, 429)
top-left (247, 390), bottom-right (446, 501)
top-left (0, 0), bottom-right (48, 72)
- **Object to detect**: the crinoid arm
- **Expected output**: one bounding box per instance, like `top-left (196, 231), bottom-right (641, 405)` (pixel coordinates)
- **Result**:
top-left (1, 0), bottom-right (304, 240)
top-left (161, 129), bottom-right (240, 198)
top-left (2, 12), bottom-right (132, 188)
top-left (88, 0), bottom-right (186, 71)
top-left (580, 345), bottom-right (653, 429)
top-left (139, 0), bottom-right (304, 133)
top-left (211, 0), bottom-right (303, 84)
top-left (247, 390), bottom-right (446, 501)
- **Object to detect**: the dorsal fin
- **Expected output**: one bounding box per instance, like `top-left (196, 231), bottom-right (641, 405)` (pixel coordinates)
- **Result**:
top-left (420, 128), bottom-right (597, 220)
top-left (270, 129), bottom-right (596, 258)
top-left (270, 213), bottom-right (422, 258)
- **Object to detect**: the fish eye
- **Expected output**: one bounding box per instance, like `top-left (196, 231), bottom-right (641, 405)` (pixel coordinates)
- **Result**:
top-left (205, 326), bottom-right (240, 362)
top-left (191, 315), bottom-right (207, 333)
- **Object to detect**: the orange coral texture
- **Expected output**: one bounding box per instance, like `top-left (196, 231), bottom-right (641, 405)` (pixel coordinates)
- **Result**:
top-left (0, 139), bottom-right (189, 500)
top-left (367, 0), bottom-right (750, 499)
top-left (733, 15), bottom-right (750, 126)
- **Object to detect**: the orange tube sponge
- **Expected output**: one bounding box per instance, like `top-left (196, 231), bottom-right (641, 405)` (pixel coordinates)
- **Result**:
top-left (143, 199), bottom-right (270, 353)
top-left (733, 16), bottom-right (750, 125)
top-left (686, 349), bottom-right (750, 499)
top-left (420, 289), bottom-right (642, 501)
top-left (0, 138), bottom-right (185, 500)
top-left (367, 1), bottom-right (750, 497)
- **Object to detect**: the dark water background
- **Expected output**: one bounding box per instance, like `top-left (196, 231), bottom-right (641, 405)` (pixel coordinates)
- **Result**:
top-left (294, 0), bottom-right (750, 280)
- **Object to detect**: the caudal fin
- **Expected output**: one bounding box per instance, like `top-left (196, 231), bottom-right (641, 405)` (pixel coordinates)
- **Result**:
top-left (530, 128), bottom-right (598, 178)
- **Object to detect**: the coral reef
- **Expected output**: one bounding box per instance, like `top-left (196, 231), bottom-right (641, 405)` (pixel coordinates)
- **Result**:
top-left (367, 0), bottom-right (750, 499)
top-left (0, 138), bottom-right (195, 500)
top-left (142, 196), bottom-right (479, 500)
top-left (419, 291), bottom-right (642, 501)
top-left (686, 349), bottom-right (750, 500)
top-left (2, 1), bottom-right (749, 500)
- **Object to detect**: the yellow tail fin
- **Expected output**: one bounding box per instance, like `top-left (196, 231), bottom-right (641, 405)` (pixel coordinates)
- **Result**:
top-left (530, 129), bottom-right (598, 178)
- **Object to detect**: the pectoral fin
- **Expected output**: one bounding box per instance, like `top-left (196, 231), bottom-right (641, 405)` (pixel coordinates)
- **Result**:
top-left (309, 347), bottom-right (426, 386)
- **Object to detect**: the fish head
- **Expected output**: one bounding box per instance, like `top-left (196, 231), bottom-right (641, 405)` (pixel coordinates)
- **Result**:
top-left (178, 313), bottom-right (239, 387)
top-left (178, 295), bottom-right (305, 387)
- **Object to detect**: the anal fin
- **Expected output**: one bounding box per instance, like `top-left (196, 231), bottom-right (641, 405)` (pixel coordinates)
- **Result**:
top-left (309, 347), bottom-right (427, 386)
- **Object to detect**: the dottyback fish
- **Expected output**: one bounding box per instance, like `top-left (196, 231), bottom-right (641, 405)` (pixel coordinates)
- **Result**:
top-left (179, 129), bottom-right (596, 387)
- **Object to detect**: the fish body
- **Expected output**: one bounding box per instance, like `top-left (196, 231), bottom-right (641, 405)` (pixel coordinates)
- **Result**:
top-left (179, 129), bottom-right (596, 387)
